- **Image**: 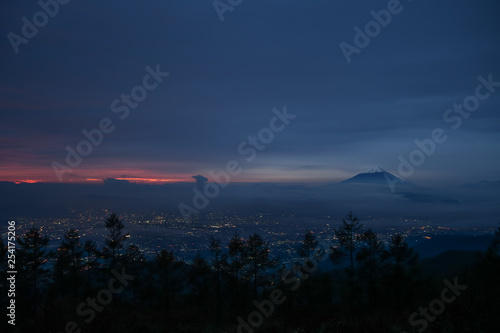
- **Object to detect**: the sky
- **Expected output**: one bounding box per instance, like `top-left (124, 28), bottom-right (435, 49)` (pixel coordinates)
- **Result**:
top-left (1, 0), bottom-right (500, 186)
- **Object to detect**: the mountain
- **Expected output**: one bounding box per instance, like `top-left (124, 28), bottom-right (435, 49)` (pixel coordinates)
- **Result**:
top-left (420, 250), bottom-right (483, 280)
top-left (462, 180), bottom-right (500, 189)
top-left (340, 167), bottom-right (409, 186)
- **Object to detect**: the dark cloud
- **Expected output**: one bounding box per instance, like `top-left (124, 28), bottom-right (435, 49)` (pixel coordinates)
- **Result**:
top-left (192, 175), bottom-right (208, 190)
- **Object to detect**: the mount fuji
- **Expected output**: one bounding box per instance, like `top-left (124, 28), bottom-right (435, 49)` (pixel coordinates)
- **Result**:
top-left (341, 167), bottom-right (411, 186)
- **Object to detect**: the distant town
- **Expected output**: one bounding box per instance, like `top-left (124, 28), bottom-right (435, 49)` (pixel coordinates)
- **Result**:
top-left (8, 209), bottom-right (496, 263)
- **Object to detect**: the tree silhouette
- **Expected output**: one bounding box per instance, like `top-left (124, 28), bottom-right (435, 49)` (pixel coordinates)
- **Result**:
top-left (53, 229), bottom-right (84, 299)
top-left (381, 234), bottom-right (420, 310)
top-left (383, 234), bottom-right (418, 275)
top-left (10, 213), bottom-right (500, 332)
top-left (299, 230), bottom-right (318, 259)
top-left (220, 234), bottom-right (247, 313)
top-left (83, 240), bottom-right (97, 291)
top-left (17, 227), bottom-right (50, 313)
top-left (334, 212), bottom-right (362, 291)
top-left (0, 238), bottom-right (7, 276)
top-left (487, 223), bottom-right (500, 256)
top-left (0, 237), bottom-right (7, 303)
top-left (125, 243), bottom-right (144, 301)
top-left (209, 236), bottom-right (223, 322)
top-left (155, 249), bottom-right (176, 316)
top-left (244, 233), bottom-right (273, 299)
top-left (103, 214), bottom-right (129, 267)
top-left (356, 229), bottom-right (384, 310)
top-left (189, 253), bottom-right (211, 302)
top-left (227, 235), bottom-right (246, 288)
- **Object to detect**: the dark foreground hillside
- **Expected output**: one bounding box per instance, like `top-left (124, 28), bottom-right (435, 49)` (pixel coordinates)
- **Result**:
top-left (2, 213), bottom-right (500, 333)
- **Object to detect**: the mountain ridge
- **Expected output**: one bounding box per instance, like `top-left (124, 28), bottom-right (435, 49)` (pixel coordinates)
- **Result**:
top-left (340, 169), bottom-right (410, 186)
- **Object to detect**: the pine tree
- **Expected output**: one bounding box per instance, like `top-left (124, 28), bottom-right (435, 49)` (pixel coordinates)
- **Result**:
top-left (155, 249), bottom-right (176, 316)
top-left (334, 212), bottom-right (362, 290)
top-left (227, 234), bottom-right (246, 287)
top-left (189, 253), bottom-right (211, 300)
top-left (223, 234), bottom-right (247, 312)
top-left (356, 229), bottom-right (384, 309)
top-left (299, 230), bottom-right (318, 259)
top-left (244, 233), bottom-right (273, 299)
top-left (209, 236), bottom-right (223, 315)
top-left (0, 238), bottom-right (7, 277)
top-left (125, 244), bottom-right (144, 302)
top-left (381, 234), bottom-right (420, 310)
top-left (383, 234), bottom-right (418, 275)
top-left (103, 214), bottom-right (129, 267)
top-left (487, 223), bottom-right (500, 256)
top-left (83, 240), bottom-right (97, 291)
top-left (17, 227), bottom-right (50, 312)
top-left (53, 229), bottom-right (84, 298)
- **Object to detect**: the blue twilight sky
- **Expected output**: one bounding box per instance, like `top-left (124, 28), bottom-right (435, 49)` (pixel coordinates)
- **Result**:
top-left (1, 0), bottom-right (499, 186)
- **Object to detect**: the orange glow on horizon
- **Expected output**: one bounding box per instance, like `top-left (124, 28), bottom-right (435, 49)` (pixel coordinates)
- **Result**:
top-left (0, 164), bottom-right (194, 184)
top-left (115, 177), bottom-right (185, 183)
top-left (14, 179), bottom-right (43, 184)
top-left (0, 164), bottom-right (324, 185)
top-left (85, 177), bottom-right (188, 184)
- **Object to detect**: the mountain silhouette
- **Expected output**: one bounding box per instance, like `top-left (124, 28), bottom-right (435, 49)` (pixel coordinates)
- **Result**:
top-left (341, 168), bottom-right (410, 186)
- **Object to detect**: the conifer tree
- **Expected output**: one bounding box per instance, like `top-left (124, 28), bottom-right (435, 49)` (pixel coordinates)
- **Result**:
top-left (244, 233), bottom-right (273, 299)
top-left (17, 227), bottom-right (50, 311)
top-left (335, 212), bottom-right (362, 290)
top-left (299, 230), bottom-right (318, 259)
top-left (103, 214), bottom-right (129, 267)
